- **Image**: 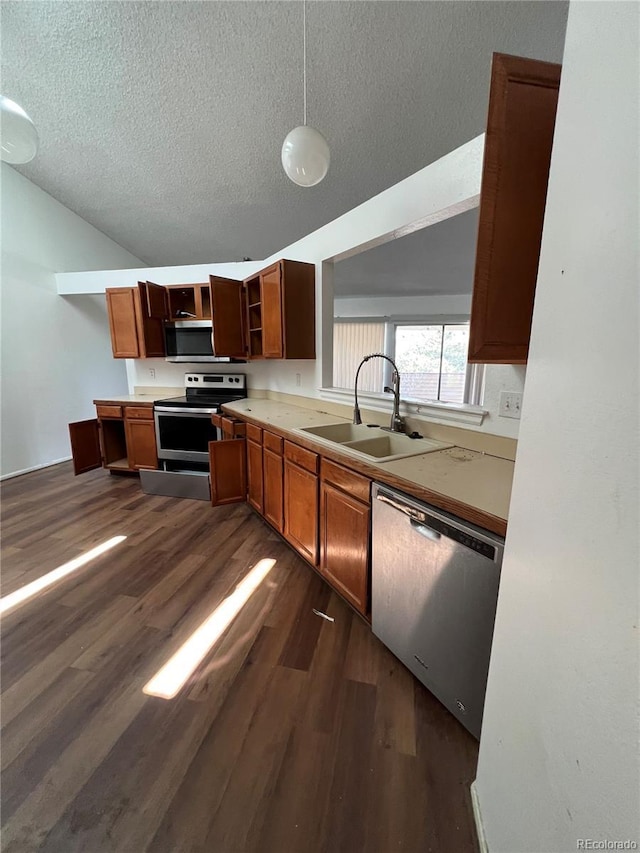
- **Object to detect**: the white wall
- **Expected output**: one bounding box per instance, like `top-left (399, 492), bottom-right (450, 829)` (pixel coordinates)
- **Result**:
top-left (334, 293), bottom-right (471, 318)
top-left (0, 164), bottom-right (146, 478)
top-left (475, 4), bottom-right (639, 851)
top-left (126, 356), bottom-right (317, 399)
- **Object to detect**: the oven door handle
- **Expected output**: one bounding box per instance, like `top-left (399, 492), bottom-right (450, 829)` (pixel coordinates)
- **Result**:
top-left (154, 406), bottom-right (219, 414)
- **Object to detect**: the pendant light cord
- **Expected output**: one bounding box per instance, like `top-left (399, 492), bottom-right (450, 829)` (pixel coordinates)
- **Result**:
top-left (303, 0), bottom-right (307, 126)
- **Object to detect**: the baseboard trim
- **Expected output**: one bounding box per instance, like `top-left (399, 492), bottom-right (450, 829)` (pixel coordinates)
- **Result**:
top-left (0, 457), bottom-right (72, 481)
top-left (470, 781), bottom-right (488, 853)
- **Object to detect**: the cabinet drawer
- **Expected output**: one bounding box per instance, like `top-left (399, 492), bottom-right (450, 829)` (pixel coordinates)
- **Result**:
top-left (96, 405), bottom-right (123, 419)
top-left (211, 413), bottom-right (223, 429)
top-left (284, 441), bottom-right (318, 474)
top-left (124, 406), bottom-right (154, 420)
top-left (221, 416), bottom-right (246, 438)
top-left (263, 430), bottom-right (283, 455)
top-left (246, 423), bottom-right (262, 443)
top-left (321, 458), bottom-right (370, 504)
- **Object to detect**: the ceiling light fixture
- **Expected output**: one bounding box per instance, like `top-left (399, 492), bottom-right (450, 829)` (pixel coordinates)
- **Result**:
top-left (1, 95), bottom-right (39, 164)
top-left (281, 0), bottom-right (329, 187)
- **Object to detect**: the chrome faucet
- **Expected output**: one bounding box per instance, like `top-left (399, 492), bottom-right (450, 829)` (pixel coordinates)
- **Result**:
top-left (353, 353), bottom-right (405, 433)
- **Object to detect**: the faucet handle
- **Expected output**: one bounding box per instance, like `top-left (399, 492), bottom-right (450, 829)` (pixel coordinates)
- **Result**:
top-left (384, 386), bottom-right (393, 394)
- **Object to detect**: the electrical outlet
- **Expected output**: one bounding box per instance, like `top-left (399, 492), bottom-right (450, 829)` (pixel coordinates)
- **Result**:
top-left (149, 368), bottom-right (156, 379)
top-left (499, 391), bottom-right (522, 419)
top-left (295, 373), bottom-right (301, 387)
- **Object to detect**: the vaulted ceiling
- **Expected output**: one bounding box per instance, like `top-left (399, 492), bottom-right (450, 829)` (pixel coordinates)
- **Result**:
top-left (2, 1), bottom-right (568, 292)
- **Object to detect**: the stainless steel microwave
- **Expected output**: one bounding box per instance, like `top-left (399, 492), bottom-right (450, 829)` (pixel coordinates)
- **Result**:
top-left (164, 321), bottom-right (232, 363)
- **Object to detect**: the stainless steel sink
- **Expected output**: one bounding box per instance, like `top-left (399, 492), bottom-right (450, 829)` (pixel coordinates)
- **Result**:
top-left (294, 422), bottom-right (452, 462)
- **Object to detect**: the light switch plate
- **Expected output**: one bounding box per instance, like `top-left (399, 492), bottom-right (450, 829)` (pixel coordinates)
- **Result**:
top-left (499, 391), bottom-right (522, 419)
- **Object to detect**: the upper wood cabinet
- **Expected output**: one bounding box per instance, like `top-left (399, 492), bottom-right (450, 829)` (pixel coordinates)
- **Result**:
top-left (210, 260), bottom-right (315, 360)
top-left (210, 276), bottom-right (247, 359)
top-left (105, 261), bottom-right (314, 362)
top-left (468, 53), bottom-right (561, 364)
top-left (105, 281), bottom-right (166, 359)
top-left (166, 283), bottom-right (211, 320)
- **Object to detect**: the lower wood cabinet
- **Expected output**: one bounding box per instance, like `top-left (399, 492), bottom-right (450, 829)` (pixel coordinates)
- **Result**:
top-left (69, 403), bottom-right (158, 475)
top-left (207, 424), bottom-right (371, 618)
top-left (263, 446), bottom-right (284, 532)
top-left (319, 481), bottom-right (370, 615)
top-left (247, 437), bottom-right (263, 513)
top-left (124, 417), bottom-right (158, 471)
top-left (284, 455), bottom-right (319, 566)
top-left (209, 438), bottom-right (247, 506)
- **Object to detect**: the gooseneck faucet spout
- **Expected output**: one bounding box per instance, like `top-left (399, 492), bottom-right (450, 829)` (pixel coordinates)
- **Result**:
top-left (353, 353), bottom-right (404, 433)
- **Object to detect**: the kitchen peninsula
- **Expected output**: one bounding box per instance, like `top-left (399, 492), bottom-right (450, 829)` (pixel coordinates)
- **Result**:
top-left (221, 397), bottom-right (514, 536)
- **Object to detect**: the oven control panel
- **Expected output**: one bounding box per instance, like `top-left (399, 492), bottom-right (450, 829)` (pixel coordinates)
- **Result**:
top-left (185, 373), bottom-right (246, 389)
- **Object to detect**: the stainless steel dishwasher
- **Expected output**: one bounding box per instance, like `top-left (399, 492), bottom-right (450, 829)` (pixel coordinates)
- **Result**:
top-left (372, 483), bottom-right (504, 739)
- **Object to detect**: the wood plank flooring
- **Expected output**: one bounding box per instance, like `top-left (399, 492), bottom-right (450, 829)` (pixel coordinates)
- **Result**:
top-left (1, 462), bottom-right (479, 853)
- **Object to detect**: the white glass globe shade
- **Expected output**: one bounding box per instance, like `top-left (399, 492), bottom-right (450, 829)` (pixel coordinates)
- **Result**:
top-left (281, 125), bottom-right (329, 187)
top-left (1, 95), bottom-right (39, 164)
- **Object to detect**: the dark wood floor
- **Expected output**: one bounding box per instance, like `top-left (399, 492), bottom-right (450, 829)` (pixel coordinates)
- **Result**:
top-left (0, 462), bottom-right (478, 853)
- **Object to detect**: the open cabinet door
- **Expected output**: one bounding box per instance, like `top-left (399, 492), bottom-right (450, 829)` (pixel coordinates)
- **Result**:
top-left (210, 276), bottom-right (246, 359)
top-left (209, 439), bottom-right (247, 506)
top-left (69, 419), bottom-right (103, 475)
top-left (145, 281), bottom-right (168, 320)
top-left (136, 282), bottom-right (166, 358)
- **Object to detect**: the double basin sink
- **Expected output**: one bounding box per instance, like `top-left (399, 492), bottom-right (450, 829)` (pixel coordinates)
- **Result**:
top-left (293, 422), bottom-right (452, 463)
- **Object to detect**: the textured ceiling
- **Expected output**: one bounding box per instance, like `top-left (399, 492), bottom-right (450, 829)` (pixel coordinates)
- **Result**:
top-left (2, 0), bottom-right (568, 285)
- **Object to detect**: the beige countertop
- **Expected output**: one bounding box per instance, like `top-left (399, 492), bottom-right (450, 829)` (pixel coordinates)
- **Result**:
top-left (93, 390), bottom-right (182, 405)
top-left (223, 398), bottom-right (513, 535)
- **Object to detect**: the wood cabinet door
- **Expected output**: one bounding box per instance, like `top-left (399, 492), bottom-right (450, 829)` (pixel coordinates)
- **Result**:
top-left (260, 265), bottom-right (284, 358)
top-left (247, 439), bottom-right (264, 513)
top-left (106, 288), bottom-right (141, 358)
top-left (320, 482), bottom-right (370, 614)
top-left (209, 439), bottom-right (247, 506)
top-left (284, 459), bottom-right (318, 565)
top-left (468, 52), bottom-right (561, 364)
top-left (145, 281), bottom-right (168, 319)
top-left (69, 419), bottom-right (103, 475)
top-left (136, 282), bottom-right (166, 358)
top-left (263, 447), bottom-right (284, 532)
top-left (124, 418), bottom-right (158, 471)
top-left (210, 276), bottom-right (247, 358)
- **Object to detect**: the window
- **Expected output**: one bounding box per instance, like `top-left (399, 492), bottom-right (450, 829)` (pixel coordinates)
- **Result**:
top-left (333, 320), bottom-right (480, 405)
top-left (395, 324), bottom-right (469, 404)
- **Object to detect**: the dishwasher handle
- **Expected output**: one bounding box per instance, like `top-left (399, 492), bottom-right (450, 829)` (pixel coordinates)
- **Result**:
top-left (376, 491), bottom-right (440, 539)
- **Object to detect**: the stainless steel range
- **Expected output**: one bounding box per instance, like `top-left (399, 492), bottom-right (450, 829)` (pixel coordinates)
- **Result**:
top-left (140, 373), bottom-right (246, 500)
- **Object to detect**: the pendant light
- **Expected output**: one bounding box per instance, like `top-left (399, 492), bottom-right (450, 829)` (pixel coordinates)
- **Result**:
top-left (281, 0), bottom-right (330, 187)
top-left (1, 95), bottom-right (39, 164)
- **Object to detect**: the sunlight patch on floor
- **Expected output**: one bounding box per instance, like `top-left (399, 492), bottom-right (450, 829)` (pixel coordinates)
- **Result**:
top-left (144, 557), bottom-right (276, 699)
top-left (0, 535), bottom-right (127, 615)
